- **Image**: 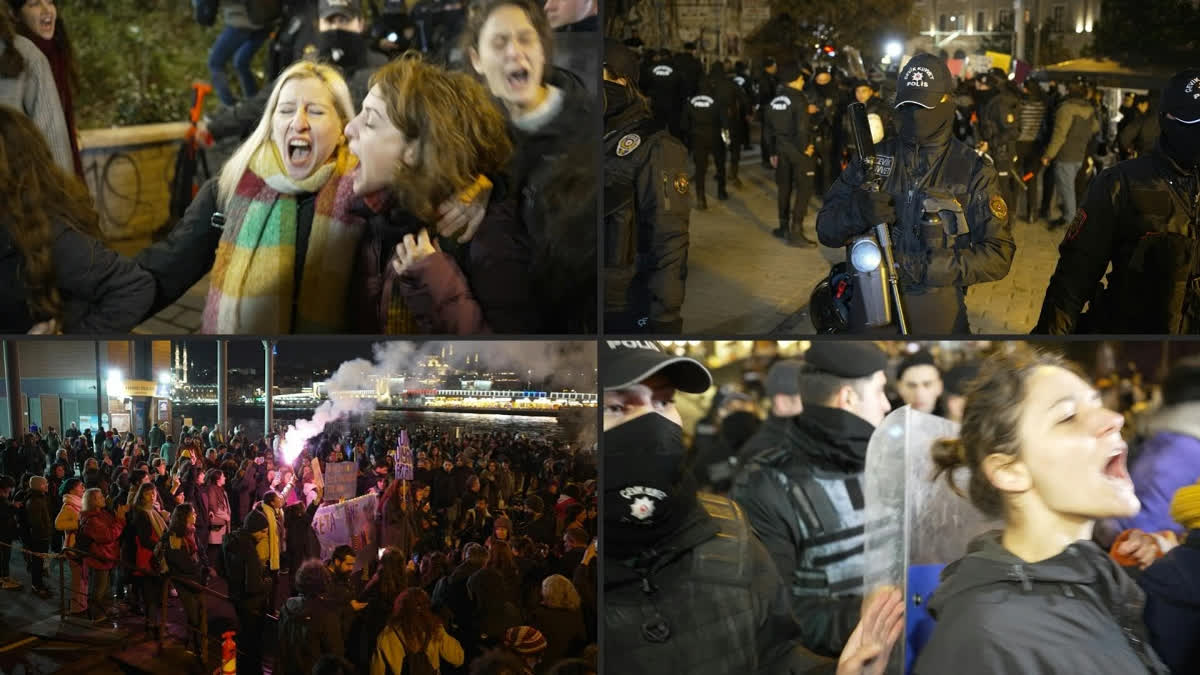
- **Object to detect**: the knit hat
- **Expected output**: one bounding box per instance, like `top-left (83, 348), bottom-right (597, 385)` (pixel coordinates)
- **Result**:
top-left (504, 626), bottom-right (548, 655)
top-left (1170, 479), bottom-right (1200, 530)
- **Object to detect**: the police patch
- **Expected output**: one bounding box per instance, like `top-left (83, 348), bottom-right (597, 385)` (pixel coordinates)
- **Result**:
top-left (616, 134), bottom-right (641, 157)
top-left (1065, 208), bottom-right (1087, 241)
top-left (990, 194), bottom-right (1008, 220)
top-left (874, 155), bottom-right (894, 177)
top-left (674, 173), bottom-right (690, 195)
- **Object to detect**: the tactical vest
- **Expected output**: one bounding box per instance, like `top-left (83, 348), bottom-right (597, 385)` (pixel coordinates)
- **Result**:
top-left (606, 494), bottom-right (760, 673)
top-left (739, 447), bottom-right (866, 601)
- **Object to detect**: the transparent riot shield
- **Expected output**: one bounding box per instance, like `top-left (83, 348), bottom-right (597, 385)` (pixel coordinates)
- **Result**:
top-left (863, 407), bottom-right (1001, 675)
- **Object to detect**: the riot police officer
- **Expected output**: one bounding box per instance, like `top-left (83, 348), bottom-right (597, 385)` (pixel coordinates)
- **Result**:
top-left (815, 53), bottom-right (1016, 334)
top-left (602, 40), bottom-right (691, 333)
top-left (757, 57), bottom-right (780, 169)
top-left (1034, 68), bottom-right (1200, 335)
top-left (810, 65), bottom-right (842, 193)
top-left (978, 71), bottom-right (1022, 228)
top-left (726, 63), bottom-right (754, 187)
top-left (841, 79), bottom-right (891, 159)
top-left (765, 63), bottom-right (817, 247)
top-left (643, 49), bottom-right (686, 141)
top-left (682, 65), bottom-right (730, 209)
top-left (674, 41), bottom-right (704, 100)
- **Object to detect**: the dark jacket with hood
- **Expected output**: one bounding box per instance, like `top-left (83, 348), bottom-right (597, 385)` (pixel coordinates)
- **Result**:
top-left (603, 82), bottom-right (690, 333)
top-left (507, 66), bottom-right (598, 333)
top-left (0, 221), bottom-right (155, 333)
top-left (1035, 140), bottom-right (1200, 334)
top-left (277, 594), bottom-right (346, 675)
top-left (1138, 531), bottom-right (1200, 675)
top-left (606, 492), bottom-right (835, 675)
top-left (730, 405), bottom-right (875, 656)
top-left (913, 532), bottom-right (1168, 675)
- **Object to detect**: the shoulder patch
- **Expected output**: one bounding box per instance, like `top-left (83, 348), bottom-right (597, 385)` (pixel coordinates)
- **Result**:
top-left (674, 172), bottom-right (690, 195)
top-left (769, 95), bottom-right (791, 111)
top-left (989, 194), bottom-right (1008, 220)
top-left (616, 133), bottom-right (641, 157)
top-left (1065, 208), bottom-right (1087, 241)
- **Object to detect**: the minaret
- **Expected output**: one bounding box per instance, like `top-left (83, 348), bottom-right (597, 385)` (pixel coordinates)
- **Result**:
top-left (182, 343), bottom-right (189, 384)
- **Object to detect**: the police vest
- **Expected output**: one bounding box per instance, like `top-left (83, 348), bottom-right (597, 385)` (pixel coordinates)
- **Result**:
top-left (606, 494), bottom-right (759, 673)
top-left (741, 447), bottom-right (866, 600)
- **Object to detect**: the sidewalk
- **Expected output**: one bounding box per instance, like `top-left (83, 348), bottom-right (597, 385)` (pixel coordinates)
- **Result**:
top-left (682, 150), bottom-right (1066, 335)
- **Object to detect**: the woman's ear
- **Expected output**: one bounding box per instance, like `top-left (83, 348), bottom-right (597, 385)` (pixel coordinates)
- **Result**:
top-left (981, 452), bottom-right (1031, 495)
top-left (468, 47), bottom-right (483, 75)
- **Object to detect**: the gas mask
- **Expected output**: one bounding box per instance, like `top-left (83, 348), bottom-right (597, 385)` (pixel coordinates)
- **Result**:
top-left (604, 412), bottom-right (696, 557)
top-left (897, 101), bottom-right (954, 146)
top-left (1162, 116), bottom-right (1200, 169)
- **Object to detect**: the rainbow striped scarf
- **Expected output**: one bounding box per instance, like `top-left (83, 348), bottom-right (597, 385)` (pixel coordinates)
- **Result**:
top-left (202, 143), bottom-right (362, 333)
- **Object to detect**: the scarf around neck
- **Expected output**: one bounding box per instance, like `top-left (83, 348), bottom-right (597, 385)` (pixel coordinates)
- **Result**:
top-left (202, 142), bottom-right (362, 333)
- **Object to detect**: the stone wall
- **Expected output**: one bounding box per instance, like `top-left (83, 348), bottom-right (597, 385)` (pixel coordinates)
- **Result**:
top-left (78, 122), bottom-right (191, 242)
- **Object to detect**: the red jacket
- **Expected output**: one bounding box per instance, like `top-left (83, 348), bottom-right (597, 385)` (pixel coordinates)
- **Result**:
top-left (79, 509), bottom-right (125, 570)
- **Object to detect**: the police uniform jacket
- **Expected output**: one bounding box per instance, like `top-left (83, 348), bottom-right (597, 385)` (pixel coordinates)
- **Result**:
top-left (604, 94), bottom-right (691, 332)
top-left (764, 85), bottom-right (811, 154)
top-left (815, 130), bottom-right (1016, 304)
top-left (730, 405), bottom-right (875, 657)
top-left (1035, 142), bottom-right (1200, 334)
top-left (605, 493), bottom-right (836, 675)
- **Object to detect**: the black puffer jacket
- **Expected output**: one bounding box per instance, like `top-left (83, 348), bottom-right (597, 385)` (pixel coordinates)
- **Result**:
top-left (0, 222), bottom-right (154, 333)
top-left (913, 531), bottom-right (1169, 675)
top-left (508, 67), bottom-right (599, 333)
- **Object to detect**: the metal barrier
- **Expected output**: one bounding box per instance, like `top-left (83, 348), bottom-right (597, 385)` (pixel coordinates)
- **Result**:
top-left (0, 539), bottom-right (279, 670)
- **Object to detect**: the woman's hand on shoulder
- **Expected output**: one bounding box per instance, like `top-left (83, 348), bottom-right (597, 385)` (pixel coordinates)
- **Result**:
top-left (436, 176), bottom-right (493, 243)
top-left (392, 229), bottom-right (441, 277)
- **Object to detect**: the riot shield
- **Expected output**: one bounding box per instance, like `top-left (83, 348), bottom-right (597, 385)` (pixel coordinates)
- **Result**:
top-left (863, 407), bottom-right (1001, 675)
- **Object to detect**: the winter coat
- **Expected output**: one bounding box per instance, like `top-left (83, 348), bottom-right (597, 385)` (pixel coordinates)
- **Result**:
top-left (234, 472), bottom-right (258, 524)
top-left (285, 501), bottom-right (321, 568)
top-left (0, 219), bottom-right (155, 333)
top-left (277, 595), bottom-right (345, 675)
top-left (912, 531), bottom-right (1168, 674)
top-left (1138, 531), bottom-right (1200, 675)
top-left (222, 0), bottom-right (266, 30)
top-left (26, 491), bottom-right (52, 542)
top-left (507, 67), bottom-right (598, 333)
top-left (54, 492), bottom-right (82, 548)
top-left (371, 623), bottom-right (464, 675)
top-left (352, 192), bottom-right (537, 334)
top-left (163, 533), bottom-right (203, 585)
top-left (200, 482), bottom-right (233, 545)
top-left (381, 499), bottom-right (419, 554)
top-left (0, 35), bottom-right (73, 172)
top-left (1115, 402), bottom-right (1200, 536)
top-left (222, 528), bottom-right (268, 606)
top-left (78, 507), bottom-right (124, 570)
top-left (531, 605), bottom-right (587, 670)
top-left (1044, 96), bottom-right (1100, 163)
top-left (0, 496), bottom-right (18, 541)
top-left (466, 566), bottom-right (522, 639)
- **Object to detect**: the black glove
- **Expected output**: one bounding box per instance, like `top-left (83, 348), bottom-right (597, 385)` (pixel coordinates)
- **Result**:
top-left (858, 189), bottom-right (897, 229)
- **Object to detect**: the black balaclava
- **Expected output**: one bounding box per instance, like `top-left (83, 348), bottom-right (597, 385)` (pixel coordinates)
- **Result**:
top-left (897, 100), bottom-right (955, 148)
top-left (1161, 116), bottom-right (1200, 170)
top-left (317, 29), bottom-right (368, 71)
top-left (602, 79), bottom-right (633, 118)
top-left (604, 413), bottom-right (697, 559)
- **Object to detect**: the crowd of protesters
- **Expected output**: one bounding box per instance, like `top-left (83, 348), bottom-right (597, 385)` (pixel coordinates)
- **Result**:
top-left (0, 419), bottom-right (597, 675)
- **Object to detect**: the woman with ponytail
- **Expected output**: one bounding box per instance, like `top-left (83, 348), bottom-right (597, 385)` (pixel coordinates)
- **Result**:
top-left (913, 345), bottom-right (1169, 674)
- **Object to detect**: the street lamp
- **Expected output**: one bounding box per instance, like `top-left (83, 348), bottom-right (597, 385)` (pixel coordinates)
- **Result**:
top-left (885, 41), bottom-right (903, 59)
top-left (158, 371), bottom-right (171, 384)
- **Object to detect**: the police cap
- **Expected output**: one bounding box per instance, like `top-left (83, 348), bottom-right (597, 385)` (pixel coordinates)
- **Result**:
top-left (1161, 68), bottom-right (1200, 125)
top-left (601, 341), bottom-right (712, 393)
top-left (895, 52), bottom-right (954, 109)
top-left (803, 342), bottom-right (887, 379)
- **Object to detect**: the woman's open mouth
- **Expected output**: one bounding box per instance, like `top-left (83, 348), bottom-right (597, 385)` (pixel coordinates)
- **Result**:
top-left (505, 68), bottom-right (530, 90)
top-left (287, 139), bottom-right (312, 163)
top-left (1102, 445), bottom-right (1131, 485)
